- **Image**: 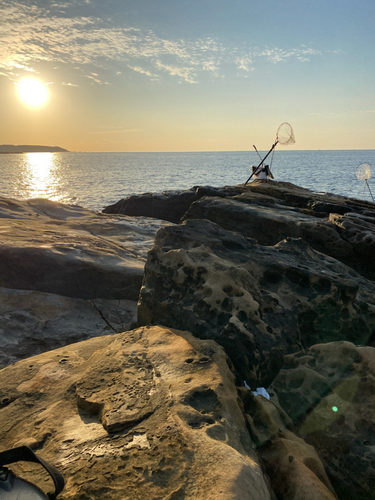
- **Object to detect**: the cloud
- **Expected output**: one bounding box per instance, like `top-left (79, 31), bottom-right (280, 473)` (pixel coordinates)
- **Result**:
top-left (235, 55), bottom-right (254, 72)
top-left (257, 47), bottom-right (321, 64)
top-left (155, 61), bottom-right (197, 84)
top-left (0, 1), bottom-right (324, 84)
top-left (128, 65), bottom-right (158, 79)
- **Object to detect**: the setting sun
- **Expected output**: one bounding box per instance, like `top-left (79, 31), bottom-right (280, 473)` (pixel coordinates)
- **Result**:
top-left (17, 78), bottom-right (49, 107)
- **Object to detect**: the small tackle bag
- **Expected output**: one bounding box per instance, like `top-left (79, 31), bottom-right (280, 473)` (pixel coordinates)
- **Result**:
top-left (0, 446), bottom-right (65, 499)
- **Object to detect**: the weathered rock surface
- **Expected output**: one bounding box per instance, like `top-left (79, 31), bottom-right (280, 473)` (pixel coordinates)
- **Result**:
top-left (0, 197), bottom-right (170, 301)
top-left (0, 286), bottom-right (137, 369)
top-left (137, 218), bottom-right (375, 386)
top-left (0, 325), bottom-right (272, 500)
top-left (238, 387), bottom-right (338, 500)
top-left (104, 181), bottom-right (375, 280)
top-left (182, 196), bottom-right (353, 262)
top-left (269, 341), bottom-right (375, 500)
top-left (0, 197), bottom-right (168, 366)
top-left (3, 181), bottom-right (375, 499)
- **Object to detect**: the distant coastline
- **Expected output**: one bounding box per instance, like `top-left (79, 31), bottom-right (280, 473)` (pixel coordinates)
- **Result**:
top-left (0, 145), bottom-right (69, 154)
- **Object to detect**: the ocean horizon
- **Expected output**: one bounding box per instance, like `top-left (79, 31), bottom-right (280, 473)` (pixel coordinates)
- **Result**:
top-left (1, 149), bottom-right (374, 212)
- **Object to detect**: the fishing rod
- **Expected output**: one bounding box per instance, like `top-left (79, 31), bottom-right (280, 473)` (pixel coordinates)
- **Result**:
top-left (253, 144), bottom-right (263, 163)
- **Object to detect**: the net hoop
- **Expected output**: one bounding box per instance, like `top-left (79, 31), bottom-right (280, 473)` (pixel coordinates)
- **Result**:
top-left (276, 122), bottom-right (295, 146)
top-left (355, 163), bottom-right (371, 181)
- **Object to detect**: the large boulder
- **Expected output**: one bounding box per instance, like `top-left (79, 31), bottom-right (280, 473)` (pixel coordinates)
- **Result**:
top-left (137, 218), bottom-right (375, 387)
top-left (0, 326), bottom-right (272, 500)
top-left (102, 181), bottom-right (375, 224)
top-left (269, 341), bottom-right (375, 500)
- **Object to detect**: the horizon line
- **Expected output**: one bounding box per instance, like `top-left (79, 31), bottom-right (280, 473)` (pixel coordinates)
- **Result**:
top-left (65, 148), bottom-right (375, 154)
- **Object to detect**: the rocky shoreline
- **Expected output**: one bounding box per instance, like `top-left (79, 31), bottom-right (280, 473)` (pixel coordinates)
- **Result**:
top-left (1, 180), bottom-right (375, 499)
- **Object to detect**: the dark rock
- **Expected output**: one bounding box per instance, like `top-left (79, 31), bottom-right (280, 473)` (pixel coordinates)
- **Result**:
top-left (137, 218), bottom-right (375, 387)
top-left (104, 180), bottom-right (375, 280)
top-left (0, 197), bottom-right (168, 367)
top-left (102, 185), bottom-right (241, 223)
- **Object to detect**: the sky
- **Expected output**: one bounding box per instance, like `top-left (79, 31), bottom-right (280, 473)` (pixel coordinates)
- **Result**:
top-left (1, 0), bottom-right (375, 152)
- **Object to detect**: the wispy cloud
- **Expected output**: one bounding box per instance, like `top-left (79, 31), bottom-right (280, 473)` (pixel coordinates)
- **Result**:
top-left (0, 1), bottom-right (324, 84)
top-left (257, 46), bottom-right (321, 64)
top-left (235, 55), bottom-right (254, 73)
top-left (128, 65), bottom-right (158, 80)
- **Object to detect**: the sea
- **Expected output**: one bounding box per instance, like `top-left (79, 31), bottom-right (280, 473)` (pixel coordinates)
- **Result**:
top-left (0, 150), bottom-right (374, 213)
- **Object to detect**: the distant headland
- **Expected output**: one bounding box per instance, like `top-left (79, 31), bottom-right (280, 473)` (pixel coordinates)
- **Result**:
top-left (0, 145), bottom-right (69, 153)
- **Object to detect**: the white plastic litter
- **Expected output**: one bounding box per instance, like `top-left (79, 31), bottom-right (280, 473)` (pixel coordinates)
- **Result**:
top-left (252, 387), bottom-right (270, 400)
top-left (243, 381), bottom-right (251, 390)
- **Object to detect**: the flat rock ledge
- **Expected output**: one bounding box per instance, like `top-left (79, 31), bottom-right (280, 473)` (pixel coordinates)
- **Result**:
top-left (0, 197), bottom-right (169, 368)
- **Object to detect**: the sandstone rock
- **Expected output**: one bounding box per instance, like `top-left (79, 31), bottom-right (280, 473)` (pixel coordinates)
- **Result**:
top-left (238, 388), bottom-right (337, 499)
top-left (0, 286), bottom-right (137, 369)
top-left (0, 197), bottom-right (170, 301)
top-left (244, 181), bottom-right (373, 216)
top-left (0, 326), bottom-right (272, 500)
top-left (259, 430), bottom-right (338, 500)
top-left (269, 341), bottom-right (375, 499)
top-left (137, 218), bottom-right (375, 387)
top-left (102, 180), bottom-right (375, 224)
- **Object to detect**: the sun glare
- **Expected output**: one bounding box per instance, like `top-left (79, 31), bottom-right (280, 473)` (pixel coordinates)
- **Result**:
top-left (17, 78), bottom-right (49, 107)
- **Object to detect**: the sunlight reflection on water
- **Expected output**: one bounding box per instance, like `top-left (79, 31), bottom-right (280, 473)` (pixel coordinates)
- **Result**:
top-left (21, 153), bottom-right (57, 200)
top-left (5, 152), bottom-right (78, 206)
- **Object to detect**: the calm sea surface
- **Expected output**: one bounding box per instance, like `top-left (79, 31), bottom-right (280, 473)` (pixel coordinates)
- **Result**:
top-left (0, 150), bottom-right (374, 212)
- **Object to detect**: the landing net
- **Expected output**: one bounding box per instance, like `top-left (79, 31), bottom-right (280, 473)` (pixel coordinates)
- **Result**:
top-left (276, 122), bottom-right (295, 146)
top-left (355, 163), bottom-right (372, 181)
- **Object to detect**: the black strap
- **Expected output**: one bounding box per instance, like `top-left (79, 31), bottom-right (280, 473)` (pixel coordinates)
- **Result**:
top-left (0, 446), bottom-right (65, 500)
